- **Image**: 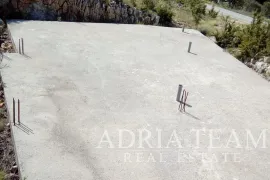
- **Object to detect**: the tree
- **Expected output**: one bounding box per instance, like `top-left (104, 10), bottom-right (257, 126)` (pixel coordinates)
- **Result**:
top-left (263, 1), bottom-right (270, 17)
top-left (228, 0), bottom-right (245, 8)
top-left (189, 0), bottom-right (206, 26)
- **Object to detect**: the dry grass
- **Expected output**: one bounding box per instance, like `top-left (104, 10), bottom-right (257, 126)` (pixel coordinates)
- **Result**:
top-left (122, 0), bottom-right (236, 38)
top-left (0, 171), bottom-right (5, 180)
top-left (172, 6), bottom-right (195, 27)
top-left (197, 17), bottom-right (223, 36)
top-left (172, 4), bottom-right (224, 36)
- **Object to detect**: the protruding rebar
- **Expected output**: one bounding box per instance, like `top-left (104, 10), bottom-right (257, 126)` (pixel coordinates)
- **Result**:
top-left (21, 38), bottom-right (24, 55)
top-left (183, 92), bottom-right (189, 112)
top-left (18, 99), bottom-right (20, 125)
top-left (188, 42), bottom-right (192, 53)
top-left (19, 39), bottom-right (21, 54)
top-left (176, 84), bottom-right (183, 102)
top-left (13, 98), bottom-right (15, 125)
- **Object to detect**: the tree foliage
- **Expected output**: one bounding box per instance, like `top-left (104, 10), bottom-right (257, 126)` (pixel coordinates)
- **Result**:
top-left (208, 6), bottom-right (219, 18)
top-left (263, 1), bottom-right (270, 17)
top-left (215, 12), bottom-right (270, 61)
top-left (215, 16), bottom-right (241, 48)
top-left (155, 2), bottom-right (174, 26)
top-left (188, 0), bottom-right (206, 26)
top-left (239, 12), bottom-right (270, 60)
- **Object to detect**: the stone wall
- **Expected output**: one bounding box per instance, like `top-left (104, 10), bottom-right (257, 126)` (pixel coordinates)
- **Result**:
top-left (0, 0), bottom-right (159, 25)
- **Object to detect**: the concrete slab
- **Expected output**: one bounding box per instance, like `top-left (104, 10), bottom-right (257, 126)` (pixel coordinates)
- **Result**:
top-left (2, 20), bottom-right (270, 180)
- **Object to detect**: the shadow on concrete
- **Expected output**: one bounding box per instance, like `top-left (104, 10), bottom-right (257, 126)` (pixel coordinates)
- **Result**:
top-left (16, 125), bottom-right (30, 134)
top-left (3, 54), bottom-right (12, 61)
top-left (189, 52), bottom-right (197, 56)
top-left (22, 54), bottom-right (31, 59)
top-left (15, 123), bottom-right (34, 135)
top-left (0, 64), bottom-right (9, 69)
top-left (7, 19), bottom-right (25, 24)
top-left (179, 111), bottom-right (200, 120)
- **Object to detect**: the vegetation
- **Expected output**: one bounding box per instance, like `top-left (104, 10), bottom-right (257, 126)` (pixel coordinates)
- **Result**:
top-left (208, 5), bottom-right (219, 18)
top-left (215, 12), bottom-right (270, 61)
top-left (189, 0), bottom-right (207, 26)
top-left (0, 120), bottom-right (4, 132)
top-left (123, 0), bottom-right (270, 64)
top-left (215, 16), bottom-right (241, 48)
top-left (263, 1), bottom-right (270, 17)
top-left (141, 0), bottom-right (155, 11)
top-left (155, 1), bottom-right (174, 26)
top-left (210, 0), bottom-right (270, 17)
top-left (123, 0), bottom-right (221, 27)
top-left (0, 170), bottom-right (5, 180)
top-left (123, 0), bottom-right (174, 25)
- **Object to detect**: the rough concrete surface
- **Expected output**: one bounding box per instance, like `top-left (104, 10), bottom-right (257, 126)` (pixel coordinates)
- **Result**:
top-left (2, 21), bottom-right (270, 180)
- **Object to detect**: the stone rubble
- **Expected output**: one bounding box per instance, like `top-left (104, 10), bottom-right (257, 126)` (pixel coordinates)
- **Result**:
top-left (246, 57), bottom-right (270, 81)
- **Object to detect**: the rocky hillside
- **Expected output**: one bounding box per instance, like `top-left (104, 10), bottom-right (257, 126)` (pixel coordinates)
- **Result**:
top-left (245, 57), bottom-right (270, 81)
top-left (0, 0), bottom-right (159, 25)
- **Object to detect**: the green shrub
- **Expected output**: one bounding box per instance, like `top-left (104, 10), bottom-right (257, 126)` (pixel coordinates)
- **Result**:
top-left (213, 8), bottom-right (270, 62)
top-left (244, 0), bottom-right (262, 12)
top-left (0, 120), bottom-right (4, 132)
top-left (238, 12), bottom-right (270, 61)
top-left (155, 2), bottom-right (173, 26)
top-left (198, 23), bottom-right (216, 36)
top-left (215, 16), bottom-right (240, 48)
top-left (189, 0), bottom-right (206, 26)
top-left (142, 0), bottom-right (155, 11)
top-left (229, 0), bottom-right (245, 8)
top-left (208, 6), bottom-right (219, 18)
top-left (263, 1), bottom-right (270, 17)
top-left (131, 0), bottom-right (137, 7)
top-left (0, 170), bottom-right (5, 180)
top-left (265, 39), bottom-right (270, 56)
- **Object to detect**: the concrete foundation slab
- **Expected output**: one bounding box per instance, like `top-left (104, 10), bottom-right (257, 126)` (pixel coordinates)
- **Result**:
top-left (2, 20), bottom-right (270, 180)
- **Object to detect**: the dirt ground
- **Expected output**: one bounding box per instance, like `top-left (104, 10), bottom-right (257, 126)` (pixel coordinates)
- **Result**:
top-left (0, 24), bottom-right (18, 180)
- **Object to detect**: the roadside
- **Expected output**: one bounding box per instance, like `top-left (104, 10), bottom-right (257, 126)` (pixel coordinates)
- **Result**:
top-left (206, 3), bottom-right (253, 24)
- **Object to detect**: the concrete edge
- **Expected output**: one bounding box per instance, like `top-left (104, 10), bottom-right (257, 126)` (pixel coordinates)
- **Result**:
top-left (1, 71), bottom-right (22, 179)
top-left (6, 23), bottom-right (17, 54)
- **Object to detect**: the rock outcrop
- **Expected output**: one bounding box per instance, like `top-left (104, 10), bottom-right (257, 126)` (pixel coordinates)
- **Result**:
top-left (245, 56), bottom-right (270, 81)
top-left (0, 0), bottom-right (159, 25)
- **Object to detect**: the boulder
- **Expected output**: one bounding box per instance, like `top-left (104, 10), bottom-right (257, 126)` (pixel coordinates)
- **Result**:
top-left (0, 18), bottom-right (5, 35)
top-left (263, 56), bottom-right (270, 64)
top-left (266, 66), bottom-right (270, 77)
top-left (251, 58), bottom-right (259, 64)
top-left (154, 15), bottom-right (160, 25)
top-left (253, 62), bottom-right (268, 74)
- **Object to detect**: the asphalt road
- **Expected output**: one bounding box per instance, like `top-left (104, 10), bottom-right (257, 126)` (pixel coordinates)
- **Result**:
top-left (206, 4), bottom-right (253, 23)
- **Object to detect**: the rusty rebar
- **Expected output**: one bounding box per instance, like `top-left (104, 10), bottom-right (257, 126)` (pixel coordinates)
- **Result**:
top-left (183, 91), bottom-right (189, 112)
top-left (18, 99), bottom-right (20, 125)
top-left (13, 98), bottom-right (15, 125)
